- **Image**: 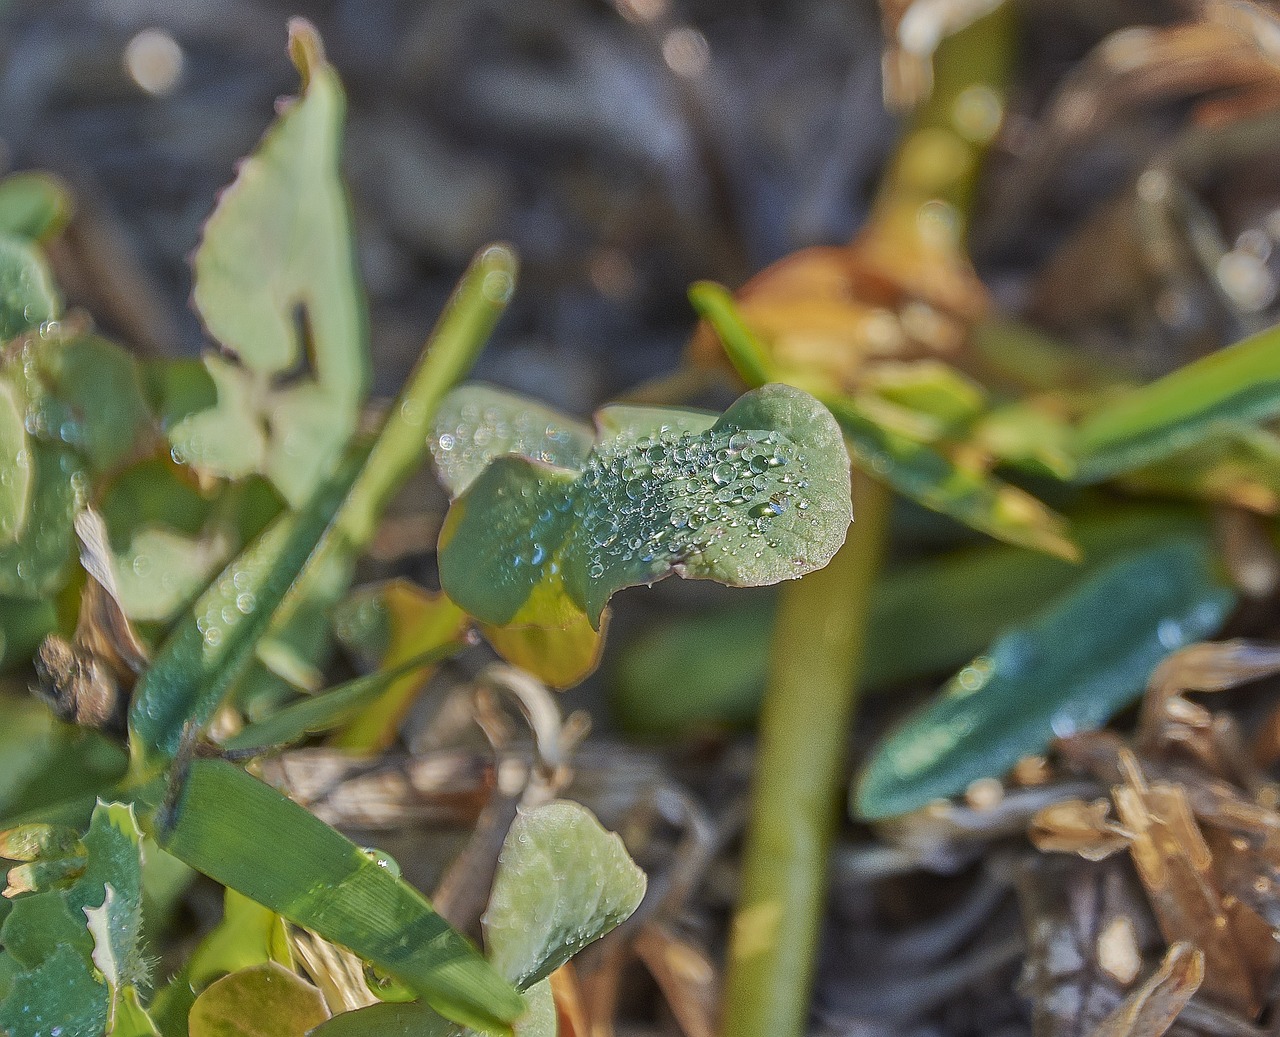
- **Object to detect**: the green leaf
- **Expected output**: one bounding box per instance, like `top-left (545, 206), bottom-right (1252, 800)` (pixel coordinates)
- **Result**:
top-left (0, 595), bottom-right (57, 670)
top-left (157, 758), bottom-right (523, 1033)
top-left (0, 803), bottom-right (145, 1037)
top-left (0, 235), bottom-right (58, 341)
top-left (186, 21), bottom-right (367, 507)
top-left (689, 281), bottom-right (1078, 560)
top-left (189, 963), bottom-right (329, 1037)
top-left (1, 891), bottom-right (94, 964)
top-left (110, 987), bottom-right (160, 1037)
top-left (0, 379), bottom-right (31, 545)
top-left (483, 800), bottom-right (646, 990)
top-left (1118, 427), bottom-right (1280, 513)
top-left (854, 537), bottom-right (1236, 820)
top-left (0, 172), bottom-right (73, 242)
top-left (1075, 321), bottom-right (1280, 481)
top-left (612, 506), bottom-right (1207, 737)
top-left (0, 698), bottom-right (127, 823)
top-left (438, 383), bottom-right (852, 631)
top-left (74, 804), bottom-right (146, 994)
top-left (0, 941), bottom-right (107, 1037)
top-left (24, 335), bottom-right (154, 476)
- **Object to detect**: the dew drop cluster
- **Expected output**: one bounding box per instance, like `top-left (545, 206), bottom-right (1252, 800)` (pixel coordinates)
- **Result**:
top-left (431, 389), bottom-right (589, 495)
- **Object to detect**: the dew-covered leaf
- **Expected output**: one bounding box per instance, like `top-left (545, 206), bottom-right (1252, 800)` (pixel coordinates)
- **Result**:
top-left (483, 800), bottom-right (646, 990)
top-left (438, 383), bottom-right (851, 633)
top-left (0, 803), bottom-right (144, 1037)
top-left (22, 335), bottom-right (153, 476)
top-left (855, 537), bottom-right (1236, 820)
top-left (189, 963), bottom-right (329, 1037)
top-left (0, 941), bottom-right (107, 1037)
top-left (185, 21), bottom-right (367, 507)
top-left (0, 890), bottom-right (93, 965)
top-left (74, 804), bottom-right (146, 994)
top-left (431, 384), bottom-right (593, 497)
top-left (1075, 321), bottom-right (1280, 481)
top-left (0, 440), bottom-right (84, 598)
top-left (0, 235), bottom-right (58, 341)
top-left (0, 172), bottom-right (73, 242)
top-left (159, 758), bottom-right (523, 1032)
top-left (690, 281), bottom-right (1078, 560)
top-left (0, 380), bottom-right (31, 546)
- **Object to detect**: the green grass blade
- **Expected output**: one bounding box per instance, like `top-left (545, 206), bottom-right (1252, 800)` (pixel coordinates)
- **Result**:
top-left (1075, 321), bottom-right (1280, 481)
top-left (128, 456), bottom-right (362, 763)
top-left (157, 759), bottom-right (522, 1033)
top-left (222, 642), bottom-right (465, 752)
top-left (335, 244), bottom-right (518, 551)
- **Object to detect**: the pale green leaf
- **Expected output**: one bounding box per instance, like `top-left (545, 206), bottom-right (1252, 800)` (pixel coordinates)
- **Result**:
top-left (483, 801), bottom-right (646, 989)
top-left (186, 21), bottom-right (367, 507)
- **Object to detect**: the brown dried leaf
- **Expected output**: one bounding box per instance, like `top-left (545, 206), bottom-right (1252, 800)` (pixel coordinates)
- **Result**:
top-left (1112, 752), bottom-right (1271, 1015)
top-left (1030, 799), bottom-right (1130, 861)
top-left (633, 921), bottom-right (720, 1037)
top-left (1085, 942), bottom-right (1203, 1037)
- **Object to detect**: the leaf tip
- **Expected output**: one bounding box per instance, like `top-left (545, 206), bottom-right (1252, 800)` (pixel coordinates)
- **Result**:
top-left (287, 18), bottom-right (327, 90)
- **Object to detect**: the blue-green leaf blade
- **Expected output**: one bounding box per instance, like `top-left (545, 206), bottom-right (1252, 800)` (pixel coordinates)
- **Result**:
top-left (854, 536), bottom-right (1236, 820)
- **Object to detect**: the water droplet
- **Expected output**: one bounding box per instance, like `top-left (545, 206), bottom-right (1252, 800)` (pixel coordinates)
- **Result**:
top-left (711, 462), bottom-right (736, 486)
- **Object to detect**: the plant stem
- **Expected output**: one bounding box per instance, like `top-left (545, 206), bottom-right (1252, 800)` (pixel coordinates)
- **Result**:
top-left (723, 467), bottom-right (891, 1037)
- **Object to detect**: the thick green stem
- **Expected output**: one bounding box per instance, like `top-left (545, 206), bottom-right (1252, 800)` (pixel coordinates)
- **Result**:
top-left (723, 468), bottom-right (891, 1037)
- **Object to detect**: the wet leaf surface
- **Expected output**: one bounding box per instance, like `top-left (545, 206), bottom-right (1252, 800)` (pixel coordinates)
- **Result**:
top-left (483, 800), bottom-right (646, 990)
top-left (437, 383), bottom-right (851, 630)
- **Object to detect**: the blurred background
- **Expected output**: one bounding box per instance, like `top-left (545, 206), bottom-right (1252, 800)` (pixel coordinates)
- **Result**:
top-left (8, 0), bottom-right (1274, 415)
